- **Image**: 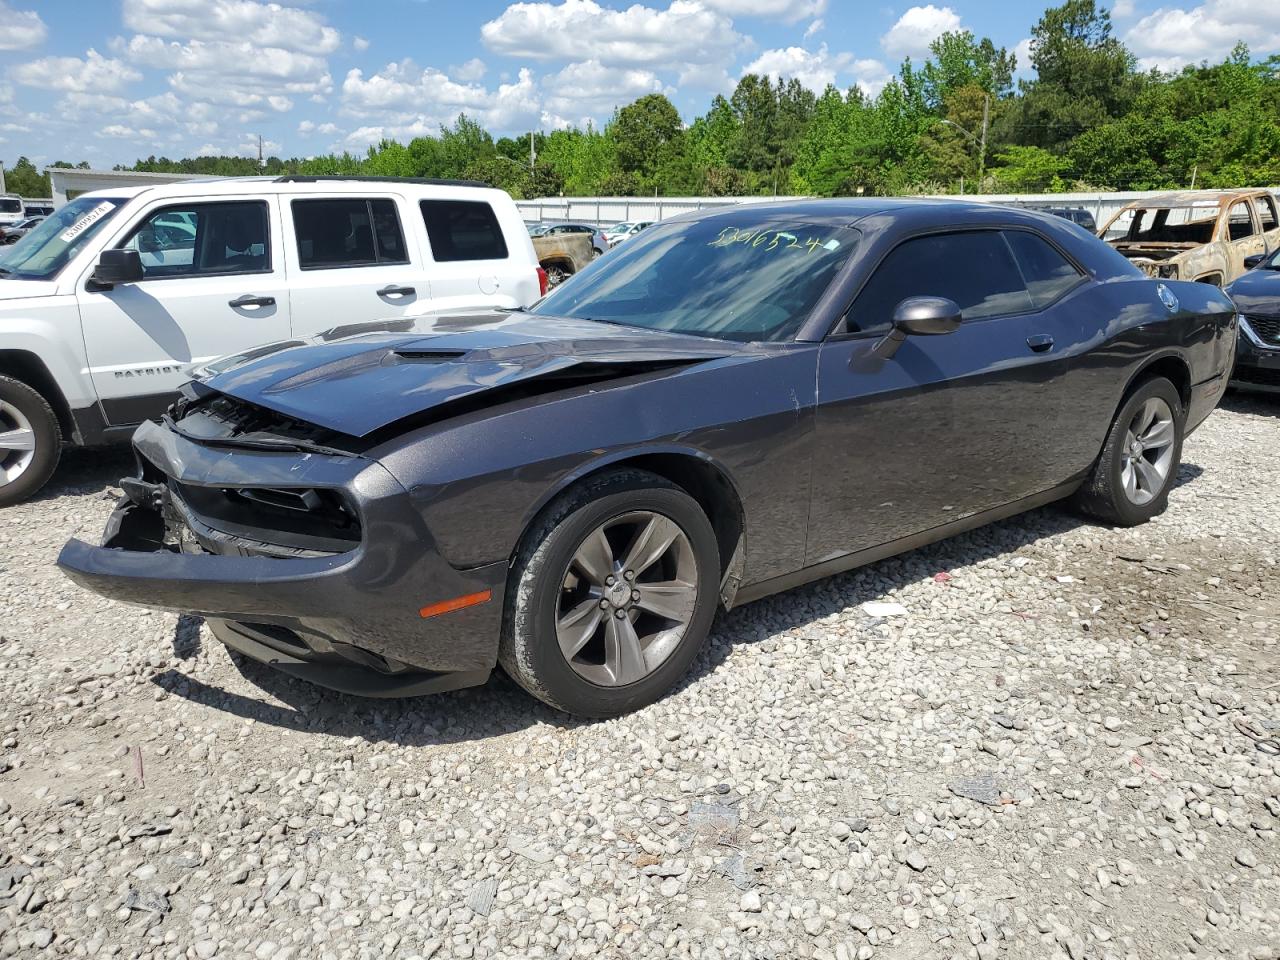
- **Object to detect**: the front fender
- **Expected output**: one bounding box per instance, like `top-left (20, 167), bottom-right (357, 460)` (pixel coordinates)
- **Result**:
top-left (0, 296), bottom-right (94, 408)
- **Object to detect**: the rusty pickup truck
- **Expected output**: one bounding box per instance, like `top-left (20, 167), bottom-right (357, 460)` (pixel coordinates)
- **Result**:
top-left (1098, 189), bottom-right (1280, 286)
top-left (531, 232), bottom-right (594, 287)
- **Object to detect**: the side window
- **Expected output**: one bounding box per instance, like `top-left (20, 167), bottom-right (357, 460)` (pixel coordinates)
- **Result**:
top-left (292, 198), bottom-right (409, 270)
top-left (120, 201), bottom-right (269, 280)
top-left (1003, 231), bottom-right (1084, 309)
top-left (1255, 196), bottom-right (1278, 232)
top-left (1228, 201), bottom-right (1256, 241)
top-left (421, 200), bottom-right (508, 262)
top-left (847, 231), bottom-right (1032, 334)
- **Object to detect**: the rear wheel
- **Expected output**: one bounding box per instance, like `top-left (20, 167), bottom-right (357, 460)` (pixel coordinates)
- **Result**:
top-left (0, 376), bottom-right (61, 508)
top-left (500, 469), bottom-right (720, 717)
top-left (1072, 376), bottom-right (1184, 526)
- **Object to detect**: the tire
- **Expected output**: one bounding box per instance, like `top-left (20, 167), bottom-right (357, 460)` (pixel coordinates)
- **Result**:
top-left (0, 376), bottom-right (61, 508)
top-left (1072, 376), bottom-right (1184, 527)
top-left (499, 469), bottom-right (720, 717)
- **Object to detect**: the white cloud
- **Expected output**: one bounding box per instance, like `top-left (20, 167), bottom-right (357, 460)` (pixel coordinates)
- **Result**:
top-left (353, 36), bottom-right (371, 52)
top-left (10, 50), bottom-right (142, 94)
top-left (804, 18), bottom-right (824, 39)
top-left (1014, 36), bottom-right (1035, 72)
top-left (880, 4), bottom-right (963, 59)
top-left (480, 0), bottom-right (745, 80)
top-left (298, 120), bottom-right (339, 135)
top-left (453, 58), bottom-right (488, 82)
top-left (341, 62), bottom-right (544, 139)
top-left (743, 45), bottom-right (890, 95)
top-left (99, 123), bottom-right (157, 139)
top-left (1112, 0), bottom-right (1137, 17)
top-left (1124, 2), bottom-right (1280, 71)
top-left (542, 60), bottom-right (668, 117)
top-left (122, 0), bottom-right (340, 54)
top-left (0, 1), bottom-right (47, 51)
top-left (698, 0), bottom-right (825, 21)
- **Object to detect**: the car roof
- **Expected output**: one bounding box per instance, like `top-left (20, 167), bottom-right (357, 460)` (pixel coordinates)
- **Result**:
top-left (666, 196), bottom-right (1060, 230)
top-left (1121, 189), bottom-right (1271, 209)
top-left (75, 176), bottom-right (514, 205)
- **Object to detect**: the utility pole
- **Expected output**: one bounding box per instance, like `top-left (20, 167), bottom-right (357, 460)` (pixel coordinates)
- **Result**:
top-left (529, 131), bottom-right (535, 172)
top-left (0, 162), bottom-right (6, 195)
top-left (977, 94), bottom-right (989, 192)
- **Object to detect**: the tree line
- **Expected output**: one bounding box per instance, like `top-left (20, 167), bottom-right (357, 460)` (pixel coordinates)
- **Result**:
top-left (6, 1), bottom-right (1280, 201)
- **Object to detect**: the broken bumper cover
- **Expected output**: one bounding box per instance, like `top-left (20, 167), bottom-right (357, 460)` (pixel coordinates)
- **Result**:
top-left (57, 419), bottom-right (506, 696)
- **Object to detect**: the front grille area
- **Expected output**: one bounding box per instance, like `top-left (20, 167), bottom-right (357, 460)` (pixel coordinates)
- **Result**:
top-left (1244, 315), bottom-right (1280, 345)
top-left (171, 481), bottom-right (361, 557)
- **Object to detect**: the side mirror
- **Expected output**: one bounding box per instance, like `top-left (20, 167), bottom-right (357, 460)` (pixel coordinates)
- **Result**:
top-left (871, 296), bottom-right (962, 359)
top-left (90, 248), bottom-right (143, 288)
top-left (1244, 253), bottom-right (1266, 270)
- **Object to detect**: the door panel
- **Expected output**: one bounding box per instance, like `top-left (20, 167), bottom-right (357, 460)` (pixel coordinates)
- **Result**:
top-left (285, 195), bottom-right (427, 337)
top-left (76, 196), bottom-right (291, 424)
top-left (807, 312), bottom-right (1082, 564)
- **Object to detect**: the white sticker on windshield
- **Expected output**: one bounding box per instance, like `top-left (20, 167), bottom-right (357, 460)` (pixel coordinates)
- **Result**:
top-left (59, 201), bottom-right (115, 243)
top-left (823, 239), bottom-right (841, 251)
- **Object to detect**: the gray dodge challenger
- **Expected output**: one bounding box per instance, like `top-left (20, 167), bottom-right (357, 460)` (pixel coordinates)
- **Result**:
top-left (59, 198), bottom-right (1237, 717)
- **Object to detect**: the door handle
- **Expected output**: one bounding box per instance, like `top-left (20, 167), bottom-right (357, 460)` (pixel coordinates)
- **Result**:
top-left (228, 294), bottom-right (275, 308)
top-left (1026, 334), bottom-right (1054, 353)
top-left (377, 284), bottom-right (416, 297)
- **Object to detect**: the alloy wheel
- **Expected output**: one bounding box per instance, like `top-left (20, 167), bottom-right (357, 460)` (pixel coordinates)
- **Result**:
top-left (556, 510), bottom-right (699, 687)
top-left (1120, 396), bottom-right (1176, 506)
top-left (0, 399), bottom-right (36, 487)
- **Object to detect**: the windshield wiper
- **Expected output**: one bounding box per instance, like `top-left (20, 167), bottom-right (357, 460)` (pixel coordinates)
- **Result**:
top-left (162, 414), bottom-right (352, 457)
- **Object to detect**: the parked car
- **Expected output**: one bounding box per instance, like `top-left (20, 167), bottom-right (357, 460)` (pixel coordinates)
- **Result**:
top-left (604, 220), bottom-right (653, 246)
top-left (1098, 189), bottom-right (1280, 285)
top-left (59, 199), bottom-right (1235, 717)
top-left (1038, 207), bottom-right (1097, 231)
top-left (0, 216), bottom-right (44, 244)
top-left (0, 175), bottom-right (543, 506)
top-left (531, 231), bottom-right (595, 287)
top-left (535, 222), bottom-right (609, 258)
top-left (0, 195), bottom-right (24, 228)
top-left (1224, 246), bottom-right (1280, 392)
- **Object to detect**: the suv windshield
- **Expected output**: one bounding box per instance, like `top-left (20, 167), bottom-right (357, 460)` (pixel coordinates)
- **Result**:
top-left (532, 212), bottom-right (857, 342)
top-left (0, 197), bottom-right (22, 214)
top-left (0, 196), bottom-right (127, 280)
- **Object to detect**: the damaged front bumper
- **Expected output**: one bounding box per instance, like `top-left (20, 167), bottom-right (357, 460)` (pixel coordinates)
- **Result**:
top-left (57, 419), bottom-right (505, 698)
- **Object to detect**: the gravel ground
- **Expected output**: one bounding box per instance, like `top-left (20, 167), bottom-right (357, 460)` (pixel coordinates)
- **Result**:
top-left (2, 394), bottom-right (1280, 960)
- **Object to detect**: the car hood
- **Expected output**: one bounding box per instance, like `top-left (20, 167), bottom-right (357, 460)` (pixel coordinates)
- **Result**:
top-left (203, 311), bottom-right (744, 437)
top-left (1225, 268), bottom-right (1280, 315)
top-left (0, 278), bottom-right (59, 301)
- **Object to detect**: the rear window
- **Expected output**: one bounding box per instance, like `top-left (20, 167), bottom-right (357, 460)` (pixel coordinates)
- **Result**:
top-left (1004, 231), bottom-right (1083, 308)
top-left (420, 200), bottom-right (508, 262)
top-left (292, 198), bottom-right (408, 270)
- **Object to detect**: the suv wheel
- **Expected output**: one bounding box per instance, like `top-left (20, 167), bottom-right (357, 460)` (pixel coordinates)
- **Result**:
top-left (0, 376), bottom-right (61, 508)
top-left (1072, 376), bottom-right (1184, 526)
top-left (500, 469), bottom-right (720, 717)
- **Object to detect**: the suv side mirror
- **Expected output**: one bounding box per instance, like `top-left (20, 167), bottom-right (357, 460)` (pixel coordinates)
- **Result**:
top-left (872, 297), bottom-right (963, 359)
top-left (90, 249), bottom-right (143, 288)
top-left (1244, 253), bottom-right (1266, 270)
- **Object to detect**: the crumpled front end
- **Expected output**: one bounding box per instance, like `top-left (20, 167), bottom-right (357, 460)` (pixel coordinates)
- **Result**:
top-left (57, 418), bottom-right (505, 697)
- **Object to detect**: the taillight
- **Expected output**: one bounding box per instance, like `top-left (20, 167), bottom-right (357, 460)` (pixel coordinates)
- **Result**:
top-left (536, 266), bottom-right (549, 296)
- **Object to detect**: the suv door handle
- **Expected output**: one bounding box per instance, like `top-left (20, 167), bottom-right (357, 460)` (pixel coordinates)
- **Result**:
top-left (228, 294), bottom-right (275, 308)
top-left (377, 284), bottom-right (416, 297)
top-left (1026, 334), bottom-right (1054, 353)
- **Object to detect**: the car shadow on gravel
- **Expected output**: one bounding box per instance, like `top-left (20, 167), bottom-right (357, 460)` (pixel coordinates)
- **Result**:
top-left (152, 468), bottom-right (1208, 744)
top-left (34, 445), bottom-right (133, 504)
top-left (1220, 390), bottom-right (1280, 416)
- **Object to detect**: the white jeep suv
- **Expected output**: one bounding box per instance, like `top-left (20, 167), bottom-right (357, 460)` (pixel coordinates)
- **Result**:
top-left (0, 175), bottom-right (545, 505)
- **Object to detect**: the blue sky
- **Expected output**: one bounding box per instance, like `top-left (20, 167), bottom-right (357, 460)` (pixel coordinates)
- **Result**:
top-left (1, 0), bottom-right (1276, 168)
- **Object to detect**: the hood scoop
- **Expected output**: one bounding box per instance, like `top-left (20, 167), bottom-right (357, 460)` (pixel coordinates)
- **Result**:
top-left (391, 348), bottom-right (470, 363)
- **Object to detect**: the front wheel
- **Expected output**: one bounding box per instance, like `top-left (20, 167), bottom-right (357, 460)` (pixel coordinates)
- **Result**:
top-left (0, 376), bottom-right (62, 508)
top-left (1072, 376), bottom-right (1184, 526)
top-left (499, 469), bottom-right (720, 717)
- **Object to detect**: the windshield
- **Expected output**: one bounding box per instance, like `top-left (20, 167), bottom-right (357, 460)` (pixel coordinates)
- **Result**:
top-left (0, 197), bottom-right (22, 214)
top-left (1103, 202), bottom-right (1220, 243)
top-left (0, 196), bottom-right (127, 280)
top-left (531, 212), bottom-right (858, 342)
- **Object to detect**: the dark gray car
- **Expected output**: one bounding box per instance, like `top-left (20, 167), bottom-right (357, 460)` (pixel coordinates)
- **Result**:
top-left (59, 199), bottom-right (1236, 717)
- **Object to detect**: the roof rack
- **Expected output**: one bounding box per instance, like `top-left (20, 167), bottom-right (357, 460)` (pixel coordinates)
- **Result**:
top-left (273, 175), bottom-right (488, 188)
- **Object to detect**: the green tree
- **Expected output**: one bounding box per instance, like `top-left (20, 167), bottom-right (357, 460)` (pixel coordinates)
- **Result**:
top-left (2, 157), bottom-right (50, 196)
top-left (612, 94), bottom-right (683, 177)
